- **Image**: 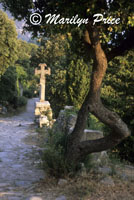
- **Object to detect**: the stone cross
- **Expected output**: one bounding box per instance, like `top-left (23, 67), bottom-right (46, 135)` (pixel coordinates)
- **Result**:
top-left (35, 63), bottom-right (51, 102)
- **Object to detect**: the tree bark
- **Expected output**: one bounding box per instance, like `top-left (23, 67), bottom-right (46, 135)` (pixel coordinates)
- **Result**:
top-left (66, 25), bottom-right (131, 166)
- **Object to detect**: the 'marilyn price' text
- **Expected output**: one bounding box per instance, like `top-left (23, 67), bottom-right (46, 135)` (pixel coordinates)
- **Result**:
top-left (44, 13), bottom-right (120, 26)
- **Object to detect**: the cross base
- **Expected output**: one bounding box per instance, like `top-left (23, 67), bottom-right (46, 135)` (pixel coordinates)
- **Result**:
top-left (34, 101), bottom-right (55, 128)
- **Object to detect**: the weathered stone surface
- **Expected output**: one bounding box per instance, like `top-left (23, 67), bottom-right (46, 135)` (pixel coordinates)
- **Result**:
top-left (54, 109), bottom-right (68, 133)
top-left (0, 105), bottom-right (7, 114)
top-left (34, 63), bottom-right (54, 128)
top-left (90, 151), bottom-right (109, 167)
top-left (35, 63), bottom-right (51, 102)
top-left (116, 165), bottom-right (134, 181)
top-left (79, 163), bottom-right (87, 177)
top-left (64, 105), bottom-right (74, 110)
top-left (15, 180), bottom-right (32, 187)
top-left (83, 129), bottom-right (103, 140)
top-left (55, 195), bottom-right (67, 200)
top-left (35, 101), bottom-right (50, 116)
top-left (66, 114), bottom-right (77, 134)
top-left (35, 101), bottom-right (54, 128)
top-left (36, 101), bottom-right (50, 109)
top-left (98, 166), bottom-right (112, 175)
top-left (39, 115), bottom-right (49, 128)
top-left (58, 179), bottom-right (68, 186)
top-left (0, 99), bottom-right (48, 199)
top-left (54, 107), bottom-right (77, 134)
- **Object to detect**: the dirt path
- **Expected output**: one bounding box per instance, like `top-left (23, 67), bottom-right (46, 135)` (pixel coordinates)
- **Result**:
top-left (1, 99), bottom-right (134, 200)
top-left (0, 98), bottom-right (57, 200)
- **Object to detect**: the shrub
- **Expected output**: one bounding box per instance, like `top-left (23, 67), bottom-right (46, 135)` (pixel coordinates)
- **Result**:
top-left (87, 113), bottom-right (105, 131)
top-left (16, 96), bottom-right (27, 107)
top-left (41, 129), bottom-right (71, 178)
top-left (41, 123), bottom-right (94, 177)
top-left (23, 89), bottom-right (33, 98)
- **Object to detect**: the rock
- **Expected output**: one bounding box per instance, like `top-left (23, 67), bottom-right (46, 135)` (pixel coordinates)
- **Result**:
top-left (80, 129), bottom-right (109, 167)
top-left (15, 180), bottom-right (31, 187)
top-left (79, 163), bottom-right (87, 177)
top-left (98, 167), bottom-right (112, 175)
top-left (116, 165), bottom-right (134, 181)
top-left (100, 176), bottom-right (115, 186)
top-left (2, 106), bottom-right (7, 114)
top-left (66, 114), bottom-right (77, 134)
top-left (0, 105), bottom-right (7, 114)
top-left (54, 107), bottom-right (77, 134)
top-left (91, 151), bottom-right (109, 167)
top-left (64, 105), bottom-right (74, 110)
top-left (53, 106), bottom-right (109, 168)
top-left (54, 109), bottom-right (68, 133)
top-left (82, 129), bottom-right (103, 141)
top-left (26, 197), bottom-right (42, 200)
top-left (55, 195), bottom-right (67, 200)
top-left (118, 173), bottom-right (129, 181)
top-left (58, 178), bottom-right (68, 186)
top-left (39, 115), bottom-right (49, 128)
top-left (0, 183), bottom-right (10, 187)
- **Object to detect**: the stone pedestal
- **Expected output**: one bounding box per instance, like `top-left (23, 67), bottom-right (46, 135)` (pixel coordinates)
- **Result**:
top-left (35, 101), bottom-right (54, 128)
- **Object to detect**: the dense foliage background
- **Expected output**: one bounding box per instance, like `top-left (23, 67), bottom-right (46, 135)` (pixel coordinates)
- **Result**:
top-left (0, 0), bottom-right (134, 163)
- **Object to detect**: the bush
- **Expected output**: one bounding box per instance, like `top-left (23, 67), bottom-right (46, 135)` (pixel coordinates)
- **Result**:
top-left (41, 123), bottom-right (94, 178)
top-left (23, 89), bottom-right (33, 98)
top-left (87, 113), bottom-right (105, 131)
top-left (42, 129), bottom-right (71, 178)
top-left (16, 96), bottom-right (27, 107)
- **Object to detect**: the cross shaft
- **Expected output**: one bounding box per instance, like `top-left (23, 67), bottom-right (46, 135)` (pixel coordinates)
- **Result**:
top-left (35, 63), bottom-right (51, 102)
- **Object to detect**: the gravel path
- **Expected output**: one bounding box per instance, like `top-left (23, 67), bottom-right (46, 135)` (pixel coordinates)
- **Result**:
top-left (0, 98), bottom-right (56, 200)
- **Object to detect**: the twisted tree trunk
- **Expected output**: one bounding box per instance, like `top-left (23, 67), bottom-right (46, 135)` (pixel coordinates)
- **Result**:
top-left (66, 25), bottom-right (131, 166)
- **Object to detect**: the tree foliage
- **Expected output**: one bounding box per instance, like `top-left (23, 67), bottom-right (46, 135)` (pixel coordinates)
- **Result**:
top-left (102, 50), bottom-right (134, 162)
top-left (0, 14), bottom-right (38, 106)
top-left (0, 10), bottom-right (18, 75)
top-left (32, 34), bottom-right (91, 116)
top-left (1, 0), bottom-right (134, 167)
top-left (67, 58), bottom-right (90, 109)
top-left (0, 66), bottom-right (18, 104)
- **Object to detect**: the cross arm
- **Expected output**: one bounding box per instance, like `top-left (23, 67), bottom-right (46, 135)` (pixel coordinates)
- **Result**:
top-left (35, 68), bottom-right (41, 75)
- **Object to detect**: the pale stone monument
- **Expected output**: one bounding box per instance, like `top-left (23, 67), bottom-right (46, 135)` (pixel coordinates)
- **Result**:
top-left (34, 63), bottom-right (54, 127)
top-left (35, 63), bottom-right (51, 102)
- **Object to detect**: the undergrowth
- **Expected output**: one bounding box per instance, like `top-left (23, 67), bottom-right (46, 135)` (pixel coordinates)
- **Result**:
top-left (41, 128), bottom-right (94, 178)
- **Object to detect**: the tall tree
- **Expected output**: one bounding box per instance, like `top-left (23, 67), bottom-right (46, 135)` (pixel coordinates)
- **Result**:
top-left (0, 10), bottom-right (18, 75)
top-left (2, 0), bottom-right (134, 166)
top-left (67, 58), bottom-right (90, 109)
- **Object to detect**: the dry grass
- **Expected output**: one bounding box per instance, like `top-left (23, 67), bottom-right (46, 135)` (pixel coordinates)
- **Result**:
top-left (27, 127), bottom-right (134, 200)
top-left (36, 173), bottom-right (134, 200)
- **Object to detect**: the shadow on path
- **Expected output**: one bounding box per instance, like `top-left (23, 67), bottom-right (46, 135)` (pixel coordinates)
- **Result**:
top-left (0, 98), bottom-right (56, 200)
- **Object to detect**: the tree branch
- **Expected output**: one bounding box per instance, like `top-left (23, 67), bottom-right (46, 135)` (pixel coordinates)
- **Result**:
top-left (67, 24), bottom-right (131, 165)
top-left (84, 27), bottom-right (134, 62)
top-left (107, 28), bottom-right (134, 61)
